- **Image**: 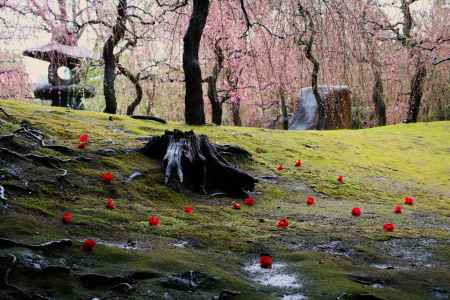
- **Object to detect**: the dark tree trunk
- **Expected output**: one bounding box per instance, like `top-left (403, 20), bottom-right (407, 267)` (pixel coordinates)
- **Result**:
top-left (305, 47), bottom-right (324, 130)
top-left (140, 130), bottom-right (256, 197)
top-left (372, 68), bottom-right (386, 126)
top-left (103, 0), bottom-right (127, 114)
top-left (183, 0), bottom-right (210, 125)
top-left (207, 41), bottom-right (224, 125)
top-left (231, 98), bottom-right (242, 126)
top-left (406, 58), bottom-right (427, 123)
top-left (279, 90), bottom-right (289, 130)
top-left (210, 99), bottom-right (223, 125)
top-left (207, 76), bottom-right (223, 125)
top-left (117, 64), bottom-right (143, 116)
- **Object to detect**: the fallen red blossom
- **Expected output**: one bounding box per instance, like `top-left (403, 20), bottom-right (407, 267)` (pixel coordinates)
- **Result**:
top-left (352, 207), bottom-right (361, 217)
top-left (81, 239), bottom-right (96, 251)
top-left (232, 202), bottom-right (241, 210)
top-left (62, 211), bottom-right (73, 224)
top-left (404, 196), bottom-right (414, 205)
top-left (101, 172), bottom-right (113, 183)
top-left (306, 195), bottom-right (315, 206)
top-left (337, 176), bottom-right (344, 184)
top-left (295, 160), bottom-right (302, 168)
top-left (106, 197), bottom-right (116, 209)
top-left (149, 215), bottom-right (160, 226)
top-left (79, 134), bottom-right (89, 144)
top-left (244, 195), bottom-right (255, 206)
top-left (259, 254), bottom-right (273, 269)
top-left (393, 204), bottom-right (402, 214)
top-left (383, 223), bottom-right (395, 232)
top-left (184, 206), bottom-right (193, 214)
top-left (277, 218), bottom-right (289, 229)
top-left (276, 164), bottom-right (284, 172)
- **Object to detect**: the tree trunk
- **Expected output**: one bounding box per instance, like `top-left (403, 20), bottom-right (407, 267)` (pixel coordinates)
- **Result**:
top-left (103, 0), bottom-right (127, 114)
top-left (207, 41), bottom-right (224, 125)
top-left (207, 76), bottom-right (222, 125)
top-left (140, 130), bottom-right (256, 197)
top-left (231, 98), bottom-right (242, 126)
top-left (117, 64), bottom-right (143, 116)
top-left (305, 47), bottom-right (324, 129)
top-left (406, 58), bottom-right (427, 123)
top-left (372, 68), bottom-right (386, 126)
top-left (146, 80), bottom-right (157, 115)
top-left (279, 90), bottom-right (289, 130)
top-left (183, 0), bottom-right (210, 125)
top-left (211, 100), bottom-right (223, 125)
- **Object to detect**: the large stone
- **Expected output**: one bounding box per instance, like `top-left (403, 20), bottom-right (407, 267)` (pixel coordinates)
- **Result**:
top-left (289, 85), bottom-right (352, 130)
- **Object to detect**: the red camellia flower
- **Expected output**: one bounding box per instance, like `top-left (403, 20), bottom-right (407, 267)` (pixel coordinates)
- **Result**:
top-left (101, 172), bottom-right (113, 183)
top-left (62, 211), bottom-right (73, 224)
top-left (352, 207), bottom-right (362, 217)
top-left (383, 223), bottom-right (395, 232)
top-left (306, 195), bottom-right (315, 206)
top-left (184, 206), bottom-right (193, 214)
top-left (149, 215), bottom-right (160, 226)
top-left (276, 164), bottom-right (284, 171)
top-left (81, 239), bottom-right (96, 251)
top-left (232, 202), bottom-right (241, 210)
top-left (259, 254), bottom-right (273, 269)
top-left (394, 204), bottom-right (402, 214)
top-left (277, 218), bottom-right (289, 229)
top-left (244, 196), bottom-right (255, 206)
top-left (106, 197), bottom-right (116, 209)
top-left (79, 134), bottom-right (89, 143)
top-left (337, 175), bottom-right (344, 184)
top-left (295, 160), bottom-right (302, 168)
top-left (404, 196), bottom-right (414, 205)
top-left (78, 143), bottom-right (86, 149)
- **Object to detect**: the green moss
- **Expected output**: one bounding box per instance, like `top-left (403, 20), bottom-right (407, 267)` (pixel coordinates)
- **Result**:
top-left (0, 99), bottom-right (449, 299)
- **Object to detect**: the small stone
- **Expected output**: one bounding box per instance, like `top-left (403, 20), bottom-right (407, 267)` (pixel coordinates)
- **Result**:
top-left (255, 147), bottom-right (267, 153)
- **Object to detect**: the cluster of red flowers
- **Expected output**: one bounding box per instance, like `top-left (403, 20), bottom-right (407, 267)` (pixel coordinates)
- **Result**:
top-left (67, 136), bottom-right (201, 251)
top-left (273, 160), bottom-right (417, 234)
top-left (69, 138), bottom-right (416, 259)
top-left (275, 160), bottom-right (302, 173)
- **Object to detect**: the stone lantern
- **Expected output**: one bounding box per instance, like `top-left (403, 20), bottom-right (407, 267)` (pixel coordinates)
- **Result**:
top-left (23, 28), bottom-right (95, 108)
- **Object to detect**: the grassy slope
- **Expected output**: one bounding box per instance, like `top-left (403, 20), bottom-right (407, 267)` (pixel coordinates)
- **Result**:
top-left (0, 99), bottom-right (449, 300)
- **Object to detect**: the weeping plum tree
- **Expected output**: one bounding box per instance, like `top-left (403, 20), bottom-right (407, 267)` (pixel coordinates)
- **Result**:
top-left (367, 0), bottom-right (446, 123)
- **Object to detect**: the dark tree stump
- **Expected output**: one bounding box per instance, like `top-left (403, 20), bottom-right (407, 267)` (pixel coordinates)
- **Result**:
top-left (140, 130), bottom-right (256, 197)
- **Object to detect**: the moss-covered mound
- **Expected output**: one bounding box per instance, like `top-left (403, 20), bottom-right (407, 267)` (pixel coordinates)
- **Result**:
top-left (0, 100), bottom-right (449, 300)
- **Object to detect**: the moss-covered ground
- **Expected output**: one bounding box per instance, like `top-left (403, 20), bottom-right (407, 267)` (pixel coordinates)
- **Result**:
top-left (0, 99), bottom-right (449, 300)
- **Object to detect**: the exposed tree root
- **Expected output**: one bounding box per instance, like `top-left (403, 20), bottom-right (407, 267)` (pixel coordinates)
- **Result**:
top-left (131, 115), bottom-right (167, 124)
top-left (0, 238), bottom-right (73, 251)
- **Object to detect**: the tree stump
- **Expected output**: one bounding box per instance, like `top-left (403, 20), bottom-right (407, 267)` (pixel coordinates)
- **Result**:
top-left (289, 85), bottom-right (352, 130)
top-left (140, 130), bottom-right (256, 197)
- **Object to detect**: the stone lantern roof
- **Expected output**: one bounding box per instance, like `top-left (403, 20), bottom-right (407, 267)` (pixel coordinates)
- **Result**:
top-left (23, 42), bottom-right (93, 66)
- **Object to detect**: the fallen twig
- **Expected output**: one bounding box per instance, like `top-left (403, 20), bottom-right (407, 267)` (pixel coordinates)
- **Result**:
top-left (0, 107), bottom-right (11, 119)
